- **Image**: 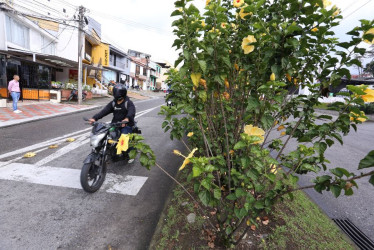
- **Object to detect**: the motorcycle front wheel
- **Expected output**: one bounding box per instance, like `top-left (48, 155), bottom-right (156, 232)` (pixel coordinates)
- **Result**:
top-left (80, 160), bottom-right (107, 193)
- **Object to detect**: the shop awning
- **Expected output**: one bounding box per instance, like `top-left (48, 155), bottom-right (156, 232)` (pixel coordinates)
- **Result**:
top-left (0, 49), bottom-right (78, 68)
top-left (83, 63), bottom-right (109, 71)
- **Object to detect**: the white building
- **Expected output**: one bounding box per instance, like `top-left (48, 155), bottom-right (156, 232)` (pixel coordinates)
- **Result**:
top-left (0, 0), bottom-right (79, 100)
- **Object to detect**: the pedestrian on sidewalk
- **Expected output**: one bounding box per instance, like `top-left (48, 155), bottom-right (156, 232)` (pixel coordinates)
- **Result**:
top-left (8, 75), bottom-right (22, 113)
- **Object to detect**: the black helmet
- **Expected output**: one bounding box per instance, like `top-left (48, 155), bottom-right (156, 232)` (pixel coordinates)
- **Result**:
top-left (113, 84), bottom-right (127, 101)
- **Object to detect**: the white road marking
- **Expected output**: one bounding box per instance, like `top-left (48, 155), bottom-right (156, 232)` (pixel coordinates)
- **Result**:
top-left (0, 127), bottom-right (91, 160)
top-left (34, 136), bottom-right (90, 167)
top-left (0, 162), bottom-right (148, 196)
top-left (1, 104), bottom-right (163, 165)
top-left (0, 105), bottom-right (161, 160)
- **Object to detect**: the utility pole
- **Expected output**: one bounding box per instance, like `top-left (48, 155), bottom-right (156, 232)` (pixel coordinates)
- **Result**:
top-left (77, 6), bottom-right (86, 105)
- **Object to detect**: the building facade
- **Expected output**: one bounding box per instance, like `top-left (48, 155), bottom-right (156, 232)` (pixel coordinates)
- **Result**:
top-left (103, 45), bottom-right (130, 85)
top-left (0, 1), bottom-right (78, 100)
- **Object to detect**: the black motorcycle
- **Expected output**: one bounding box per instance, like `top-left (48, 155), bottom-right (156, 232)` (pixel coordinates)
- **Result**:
top-left (68, 88), bottom-right (87, 102)
top-left (80, 118), bottom-right (141, 193)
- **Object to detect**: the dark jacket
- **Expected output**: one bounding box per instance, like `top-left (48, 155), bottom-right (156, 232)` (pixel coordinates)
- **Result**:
top-left (93, 96), bottom-right (136, 126)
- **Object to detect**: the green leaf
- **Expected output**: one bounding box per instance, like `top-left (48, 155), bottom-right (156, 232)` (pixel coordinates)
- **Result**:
top-left (235, 188), bottom-right (247, 198)
top-left (330, 168), bottom-right (343, 177)
top-left (214, 189), bottom-right (221, 199)
top-left (358, 150), bottom-right (374, 169)
top-left (369, 175), bottom-right (374, 186)
top-left (344, 188), bottom-right (354, 196)
top-left (183, 50), bottom-right (190, 61)
top-left (162, 121), bottom-right (168, 129)
top-left (198, 60), bottom-right (207, 73)
top-left (247, 96), bottom-right (260, 111)
top-left (139, 153), bottom-right (149, 167)
top-left (129, 149), bottom-right (137, 159)
top-left (199, 190), bottom-right (210, 206)
top-left (331, 133), bottom-right (343, 145)
top-left (201, 179), bottom-right (210, 190)
top-left (261, 114), bottom-right (275, 130)
top-left (234, 141), bottom-right (247, 150)
top-left (170, 9), bottom-right (182, 17)
top-left (330, 185), bottom-right (342, 198)
top-left (222, 56), bottom-right (231, 67)
top-left (226, 193), bottom-right (237, 201)
top-left (254, 201), bottom-right (264, 209)
top-left (192, 166), bottom-right (203, 177)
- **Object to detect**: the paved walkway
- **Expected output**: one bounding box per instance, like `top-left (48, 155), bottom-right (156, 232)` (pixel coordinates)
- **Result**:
top-left (0, 91), bottom-right (161, 128)
top-left (0, 103), bottom-right (99, 128)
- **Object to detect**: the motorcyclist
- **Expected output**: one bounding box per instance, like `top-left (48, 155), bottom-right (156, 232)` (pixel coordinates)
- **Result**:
top-left (89, 84), bottom-right (136, 162)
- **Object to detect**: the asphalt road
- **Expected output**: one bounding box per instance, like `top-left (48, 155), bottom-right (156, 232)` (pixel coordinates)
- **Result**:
top-left (1, 98), bottom-right (373, 248)
top-left (268, 118), bottom-right (374, 242)
top-left (0, 97), bottom-right (186, 250)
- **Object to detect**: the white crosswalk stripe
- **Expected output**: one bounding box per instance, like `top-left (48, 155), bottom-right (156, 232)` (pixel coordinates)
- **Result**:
top-left (0, 162), bottom-right (148, 196)
top-left (0, 104), bottom-right (163, 196)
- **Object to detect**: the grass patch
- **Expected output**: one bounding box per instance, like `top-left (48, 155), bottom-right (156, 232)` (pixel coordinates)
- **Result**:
top-left (263, 191), bottom-right (354, 249)
top-left (314, 103), bottom-right (329, 110)
top-left (151, 171), bottom-right (354, 249)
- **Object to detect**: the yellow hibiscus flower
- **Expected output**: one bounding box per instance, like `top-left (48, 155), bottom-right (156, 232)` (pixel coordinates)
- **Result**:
top-left (244, 125), bottom-right (265, 144)
top-left (281, 131), bottom-right (286, 136)
top-left (206, 0), bottom-right (211, 5)
top-left (201, 20), bottom-right (206, 27)
top-left (350, 111), bottom-right (367, 123)
top-left (323, 0), bottom-right (332, 8)
top-left (187, 132), bottom-right (194, 137)
top-left (241, 35), bottom-right (257, 54)
top-left (277, 125), bottom-right (285, 131)
top-left (270, 164), bottom-right (278, 174)
top-left (221, 22), bottom-right (227, 29)
top-left (270, 73), bottom-right (276, 81)
top-left (332, 6), bottom-right (341, 18)
top-left (362, 88), bottom-right (374, 102)
top-left (176, 148), bottom-right (198, 170)
top-left (239, 6), bottom-right (252, 20)
top-left (311, 27), bottom-right (318, 32)
top-left (363, 28), bottom-right (374, 44)
top-left (233, 0), bottom-right (244, 8)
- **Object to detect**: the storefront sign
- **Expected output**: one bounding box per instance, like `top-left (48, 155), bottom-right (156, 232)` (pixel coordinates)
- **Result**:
top-left (69, 69), bottom-right (78, 83)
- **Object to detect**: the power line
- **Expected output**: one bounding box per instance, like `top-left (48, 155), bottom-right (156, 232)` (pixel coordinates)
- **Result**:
top-left (11, 1), bottom-right (70, 21)
top-left (341, 0), bottom-right (372, 21)
top-left (6, 3), bottom-right (79, 28)
top-left (54, 0), bottom-right (77, 10)
top-left (35, 10), bottom-right (78, 52)
top-left (58, 27), bottom-right (77, 52)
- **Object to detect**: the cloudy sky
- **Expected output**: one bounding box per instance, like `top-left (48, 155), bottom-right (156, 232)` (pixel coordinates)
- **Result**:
top-left (65, 0), bottom-right (373, 67)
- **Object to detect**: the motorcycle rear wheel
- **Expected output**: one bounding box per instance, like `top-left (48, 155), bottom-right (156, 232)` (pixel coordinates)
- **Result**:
top-left (80, 161), bottom-right (106, 193)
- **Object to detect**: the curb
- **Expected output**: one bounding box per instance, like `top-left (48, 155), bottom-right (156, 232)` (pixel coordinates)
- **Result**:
top-left (0, 105), bottom-right (101, 129)
top-left (315, 109), bottom-right (374, 122)
top-left (0, 97), bottom-right (161, 129)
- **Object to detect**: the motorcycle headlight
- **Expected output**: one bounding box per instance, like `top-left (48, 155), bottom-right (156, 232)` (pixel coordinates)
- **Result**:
top-left (90, 133), bottom-right (106, 148)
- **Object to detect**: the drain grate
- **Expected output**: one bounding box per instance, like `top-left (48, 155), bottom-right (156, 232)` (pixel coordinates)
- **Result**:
top-left (333, 219), bottom-right (374, 250)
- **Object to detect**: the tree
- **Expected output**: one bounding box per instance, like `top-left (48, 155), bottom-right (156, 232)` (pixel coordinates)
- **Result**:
top-left (365, 60), bottom-right (374, 76)
top-left (161, 0), bottom-right (374, 247)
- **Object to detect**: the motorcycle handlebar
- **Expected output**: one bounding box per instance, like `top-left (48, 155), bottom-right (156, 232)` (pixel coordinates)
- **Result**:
top-left (83, 117), bottom-right (128, 127)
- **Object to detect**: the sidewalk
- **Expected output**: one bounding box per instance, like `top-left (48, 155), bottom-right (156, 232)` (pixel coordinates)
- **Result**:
top-left (315, 108), bottom-right (374, 122)
top-left (0, 102), bottom-right (100, 128)
top-left (0, 91), bottom-right (160, 128)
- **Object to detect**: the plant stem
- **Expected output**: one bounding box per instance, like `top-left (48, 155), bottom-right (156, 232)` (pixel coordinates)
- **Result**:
top-left (155, 163), bottom-right (216, 229)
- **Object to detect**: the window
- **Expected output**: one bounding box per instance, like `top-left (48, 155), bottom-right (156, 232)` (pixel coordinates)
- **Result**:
top-left (126, 59), bottom-right (129, 68)
top-left (136, 65), bottom-right (140, 75)
top-left (41, 35), bottom-right (55, 55)
top-left (143, 67), bottom-right (147, 76)
top-left (5, 15), bottom-right (30, 49)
